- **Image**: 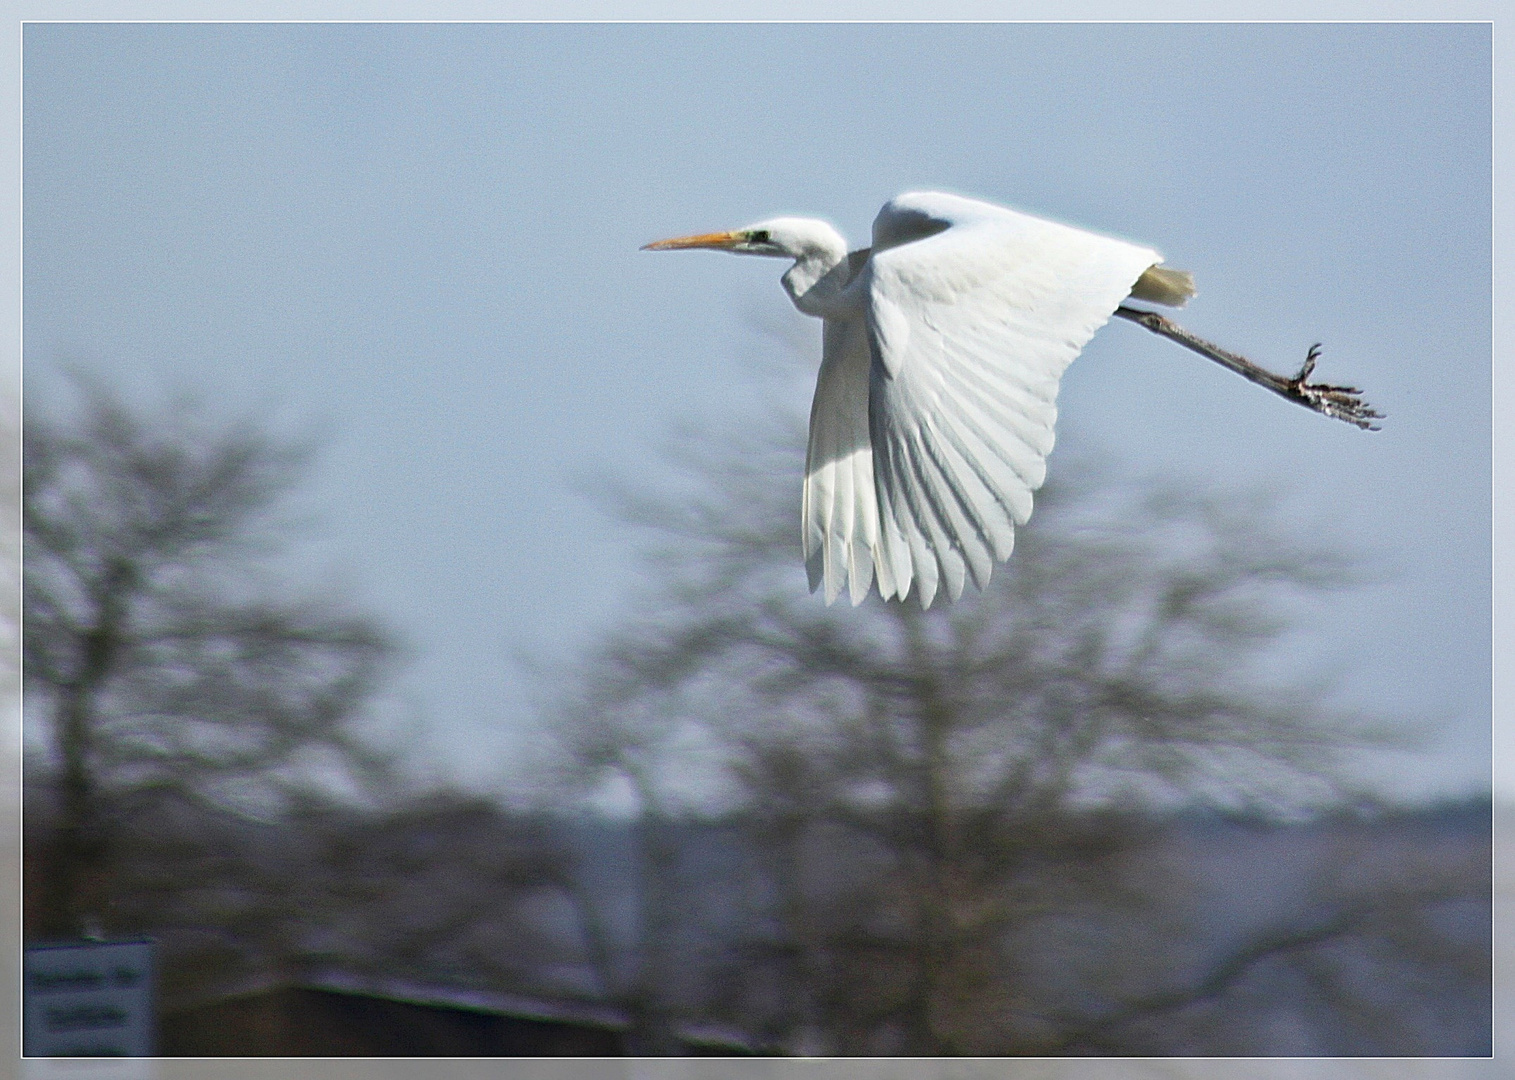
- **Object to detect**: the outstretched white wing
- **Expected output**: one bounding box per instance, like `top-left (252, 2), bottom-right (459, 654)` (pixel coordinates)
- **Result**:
top-left (862, 192), bottom-right (1162, 607)
top-left (803, 251), bottom-right (885, 606)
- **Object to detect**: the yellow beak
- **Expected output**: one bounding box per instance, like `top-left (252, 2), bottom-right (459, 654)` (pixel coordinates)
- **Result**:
top-left (640, 230), bottom-right (741, 251)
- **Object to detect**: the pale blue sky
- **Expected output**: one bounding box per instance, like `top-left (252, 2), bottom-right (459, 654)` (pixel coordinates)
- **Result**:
top-left (22, 23), bottom-right (1493, 800)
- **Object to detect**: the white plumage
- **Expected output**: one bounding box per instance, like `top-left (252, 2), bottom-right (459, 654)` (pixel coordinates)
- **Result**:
top-left (644, 191), bottom-right (1189, 608)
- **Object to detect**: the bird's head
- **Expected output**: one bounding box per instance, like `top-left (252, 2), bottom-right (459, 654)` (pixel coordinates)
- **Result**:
top-left (642, 217), bottom-right (840, 260)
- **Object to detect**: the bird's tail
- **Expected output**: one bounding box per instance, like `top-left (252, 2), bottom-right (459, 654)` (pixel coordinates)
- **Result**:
top-left (1130, 264), bottom-right (1196, 307)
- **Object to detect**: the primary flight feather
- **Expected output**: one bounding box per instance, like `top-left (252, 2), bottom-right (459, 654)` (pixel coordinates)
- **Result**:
top-left (644, 191), bottom-right (1375, 609)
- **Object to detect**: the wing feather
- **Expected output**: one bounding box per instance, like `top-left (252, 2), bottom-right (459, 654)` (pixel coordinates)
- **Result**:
top-left (926, 403), bottom-right (1019, 560)
top-left (935, 355), bottom-right (1054, 493)
top-left (915, 419), bottom-right (997, 593)
top-left (899, 425), bottom-right (970, 602)
top-left (804, 309), bottom-right (878, 605)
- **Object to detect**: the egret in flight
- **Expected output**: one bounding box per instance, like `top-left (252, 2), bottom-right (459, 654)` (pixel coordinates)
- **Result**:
top-left (644, 191), bottom-right (1378, 609)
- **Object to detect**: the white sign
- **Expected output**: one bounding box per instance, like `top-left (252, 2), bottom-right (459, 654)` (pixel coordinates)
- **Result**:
top-left (24, 940), bottom-right (155, 1058)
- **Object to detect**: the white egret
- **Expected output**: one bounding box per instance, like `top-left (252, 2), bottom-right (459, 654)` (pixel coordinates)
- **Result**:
top-left (644, 191), bottom-right (1378, 609)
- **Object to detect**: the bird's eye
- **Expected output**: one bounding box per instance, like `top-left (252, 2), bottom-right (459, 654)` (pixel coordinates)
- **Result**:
top-left (748, 230), bottom-right (770, 244)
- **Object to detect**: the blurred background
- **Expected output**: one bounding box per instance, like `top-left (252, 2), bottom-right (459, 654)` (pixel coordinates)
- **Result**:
top-left (15, 21), bottom-right (1497, 1065)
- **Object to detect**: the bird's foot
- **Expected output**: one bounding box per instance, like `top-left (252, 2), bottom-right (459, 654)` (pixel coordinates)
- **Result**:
top-left (1286, 344), bottom-right (1384, 431)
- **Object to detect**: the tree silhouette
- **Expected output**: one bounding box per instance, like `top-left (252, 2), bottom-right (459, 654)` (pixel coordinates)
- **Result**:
top-left (552, 393), bottom-right (1434, 1054)
top-left (24, 377), bottom-right (395, 940)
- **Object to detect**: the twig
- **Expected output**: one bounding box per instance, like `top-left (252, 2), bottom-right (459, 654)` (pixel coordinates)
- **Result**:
top-left (1113, 306), bottom-right (1383, 431)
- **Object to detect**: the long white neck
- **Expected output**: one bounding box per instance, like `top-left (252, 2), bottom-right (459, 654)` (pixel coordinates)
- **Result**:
top-left (775, 222), bottom-right (851, 318)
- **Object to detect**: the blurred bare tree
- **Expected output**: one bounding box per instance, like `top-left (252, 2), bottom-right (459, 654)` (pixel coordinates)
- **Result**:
top-left (550, 387), bottom-right (1476, 1055)
top-left (24, 377), bottom-right (396, 942)
top-left (100, 786), bottom-right (588, 1014)
top-left (22, 378), bottom-right (644, 1040)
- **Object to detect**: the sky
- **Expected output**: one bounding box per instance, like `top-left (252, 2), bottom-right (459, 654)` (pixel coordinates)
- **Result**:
top-left (21, 22), bottom-right (1494, 802)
